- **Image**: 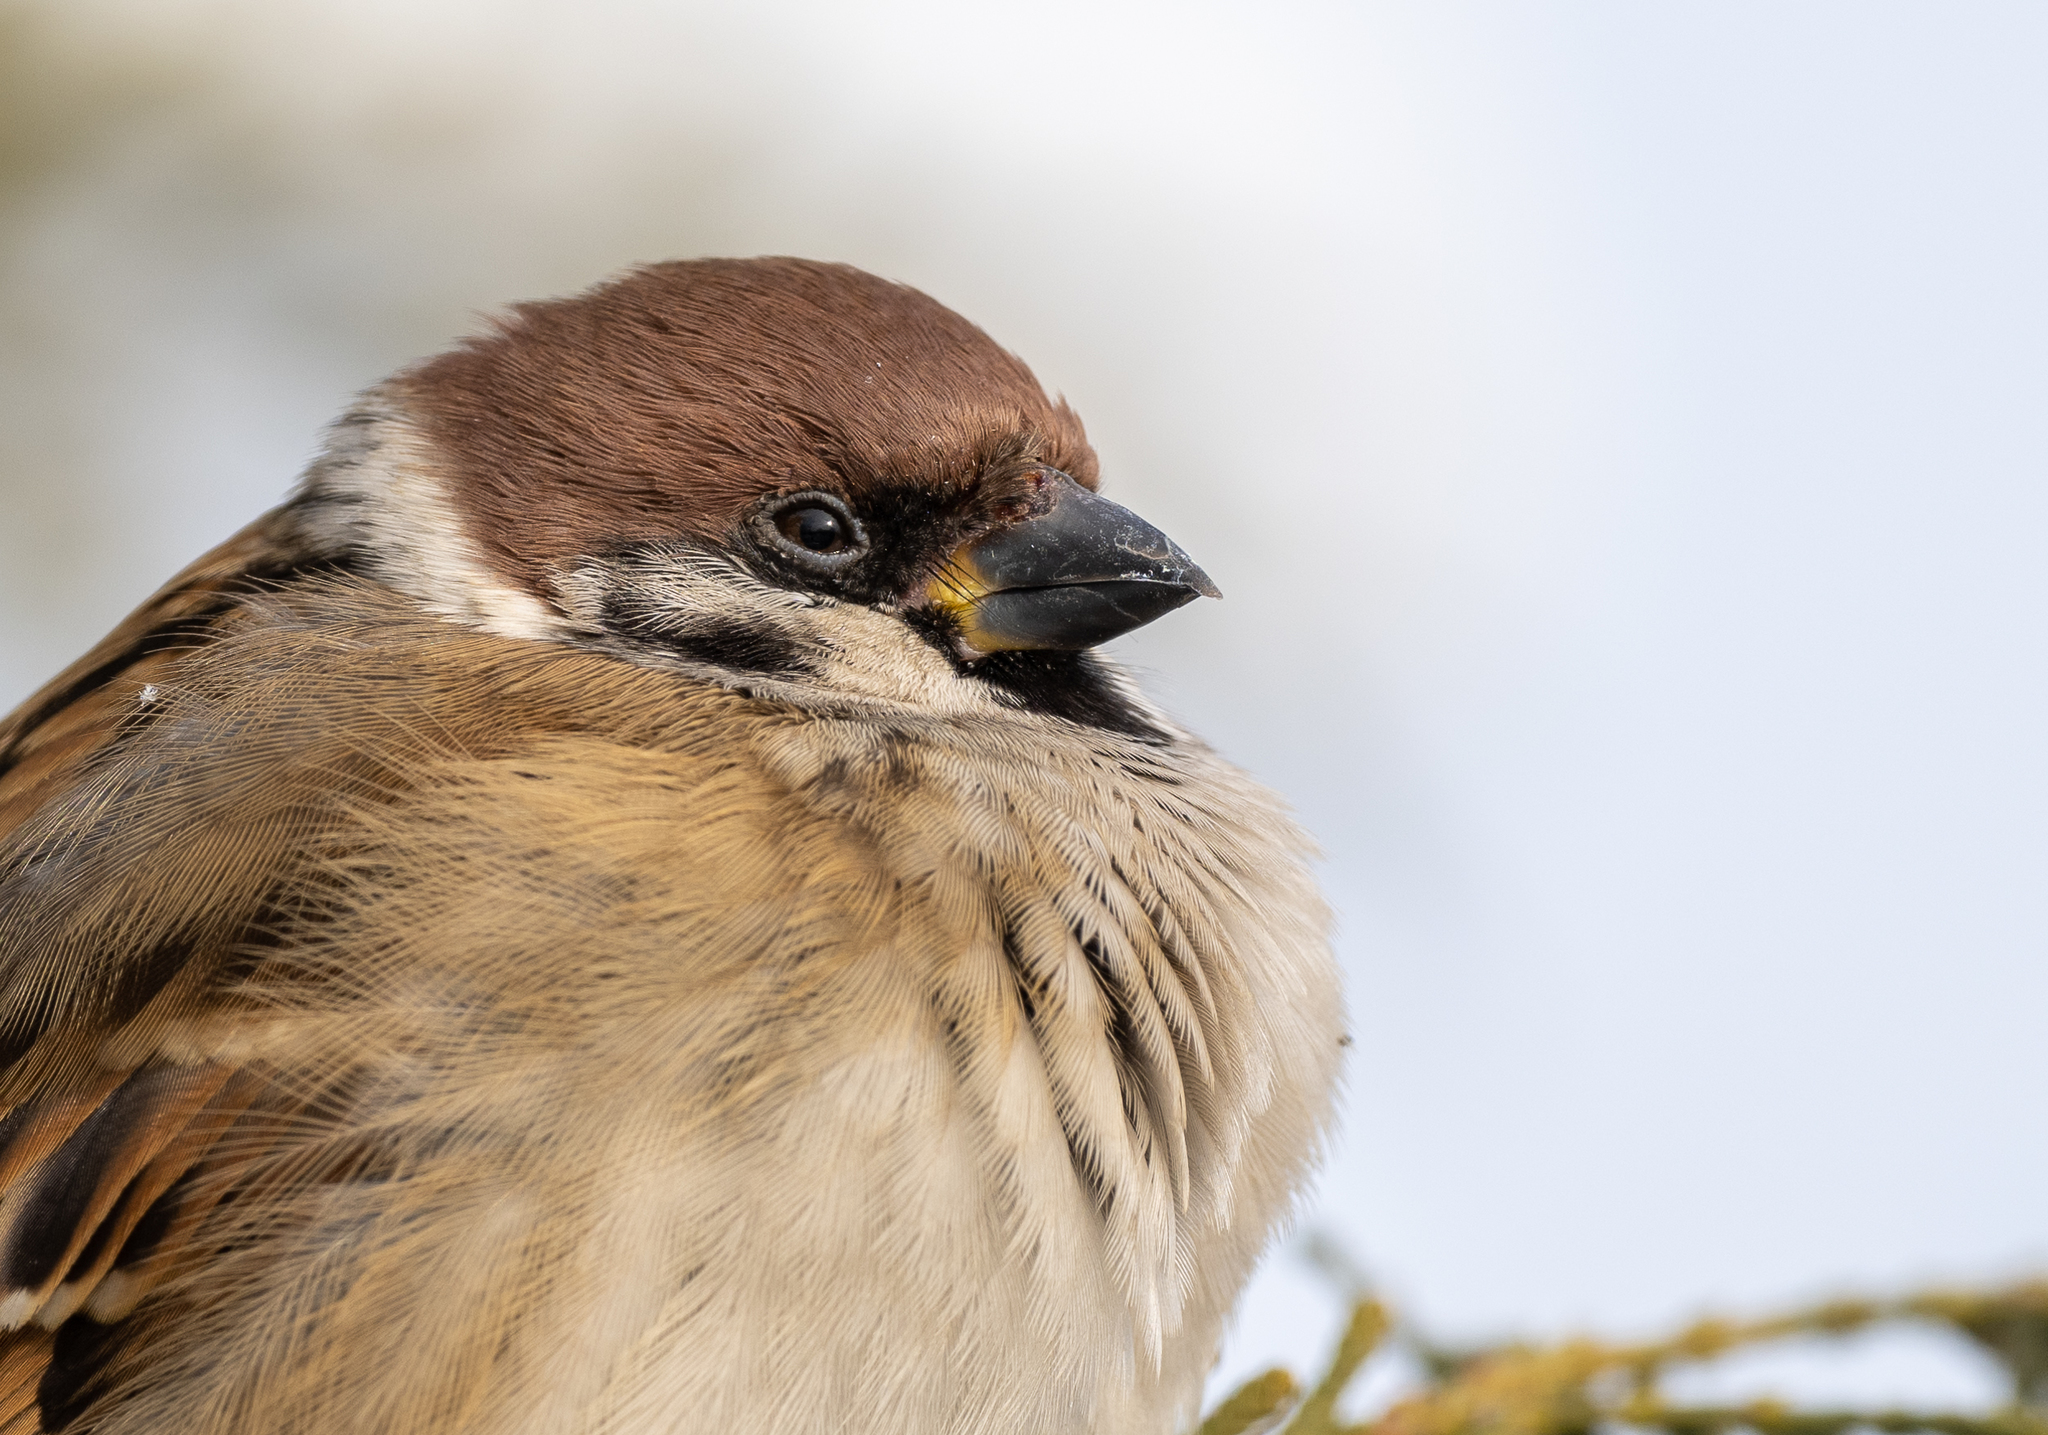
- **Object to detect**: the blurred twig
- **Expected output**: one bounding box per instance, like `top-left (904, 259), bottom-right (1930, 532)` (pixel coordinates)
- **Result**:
top-left (1202, 1278), bottom-right (2048, 1435)
top-left (1199, 1370), bottom-right (1301, 1435)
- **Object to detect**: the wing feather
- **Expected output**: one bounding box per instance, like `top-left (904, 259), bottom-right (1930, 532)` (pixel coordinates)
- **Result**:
top-left (0, 513), bottom-right (341, 1428)
top-left (0, 1063), bottom-right (235, 1330)
top-left (0, 538), bottom-right (731, 1430)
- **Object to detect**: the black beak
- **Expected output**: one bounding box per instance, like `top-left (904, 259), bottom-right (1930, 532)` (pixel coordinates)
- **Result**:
top-left (923, 475), bottom-right (1220, 655)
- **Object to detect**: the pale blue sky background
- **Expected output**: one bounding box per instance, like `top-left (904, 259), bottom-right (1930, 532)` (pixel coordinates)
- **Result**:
top-left (2, 0), bottom-right (2042, 1410)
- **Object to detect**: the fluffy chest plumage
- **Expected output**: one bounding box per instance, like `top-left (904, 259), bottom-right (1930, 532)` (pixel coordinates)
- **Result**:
top-left (0, 582), bottom-right (1339, 1435)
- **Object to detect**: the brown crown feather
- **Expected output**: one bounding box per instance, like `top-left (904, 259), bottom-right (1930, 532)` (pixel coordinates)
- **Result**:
top-left (400, 257), bottom-right (1100, 601)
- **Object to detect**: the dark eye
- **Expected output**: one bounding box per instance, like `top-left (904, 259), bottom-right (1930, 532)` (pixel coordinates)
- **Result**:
top-left (780, 507), bottom-right (846, 553)
top-left (754, 491), bottom-right (869, 572)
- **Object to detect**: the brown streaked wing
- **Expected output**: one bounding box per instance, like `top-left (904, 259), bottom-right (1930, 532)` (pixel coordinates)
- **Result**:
top-left (0, 507), bottom-right (336, 1430)
top-left (0, 564), bottom-right (723, 1430)
top-left (0, 507), bottom-right (325, 835)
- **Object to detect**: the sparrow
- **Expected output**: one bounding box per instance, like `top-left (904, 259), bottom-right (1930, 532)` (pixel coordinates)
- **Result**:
top-left (0, 258), bottom-right (1342, 1435)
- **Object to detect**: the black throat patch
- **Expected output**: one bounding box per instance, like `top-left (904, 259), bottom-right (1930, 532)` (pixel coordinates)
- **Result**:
top-left (966, 650), bottom-right (1170, 743)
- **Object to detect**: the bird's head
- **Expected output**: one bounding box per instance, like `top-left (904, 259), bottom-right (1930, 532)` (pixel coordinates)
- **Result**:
top-left (292, 258), bottom-right (1215, 730)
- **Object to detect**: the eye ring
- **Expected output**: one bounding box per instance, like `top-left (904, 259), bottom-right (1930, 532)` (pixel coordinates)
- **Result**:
top-left (753, 490), bottom-right (870, 572)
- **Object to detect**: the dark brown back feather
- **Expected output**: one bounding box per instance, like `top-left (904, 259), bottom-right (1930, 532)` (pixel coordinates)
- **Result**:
top-left (0, 515), bottom-right (329, 1430)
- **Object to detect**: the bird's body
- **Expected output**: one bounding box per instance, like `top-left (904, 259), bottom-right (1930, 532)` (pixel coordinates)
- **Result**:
top-left (0, 260), bottom-right (1341, 1434)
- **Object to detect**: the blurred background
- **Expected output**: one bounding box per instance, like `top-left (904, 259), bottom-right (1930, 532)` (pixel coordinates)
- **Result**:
top-left (3, 0), bottom-right (2044, 1415)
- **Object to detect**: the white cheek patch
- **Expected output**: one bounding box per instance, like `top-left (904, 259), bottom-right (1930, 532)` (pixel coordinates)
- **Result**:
top-left (291, 389), bottom-right (572, 643)
top-left (556, 546), bottom-right (1009, 719)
